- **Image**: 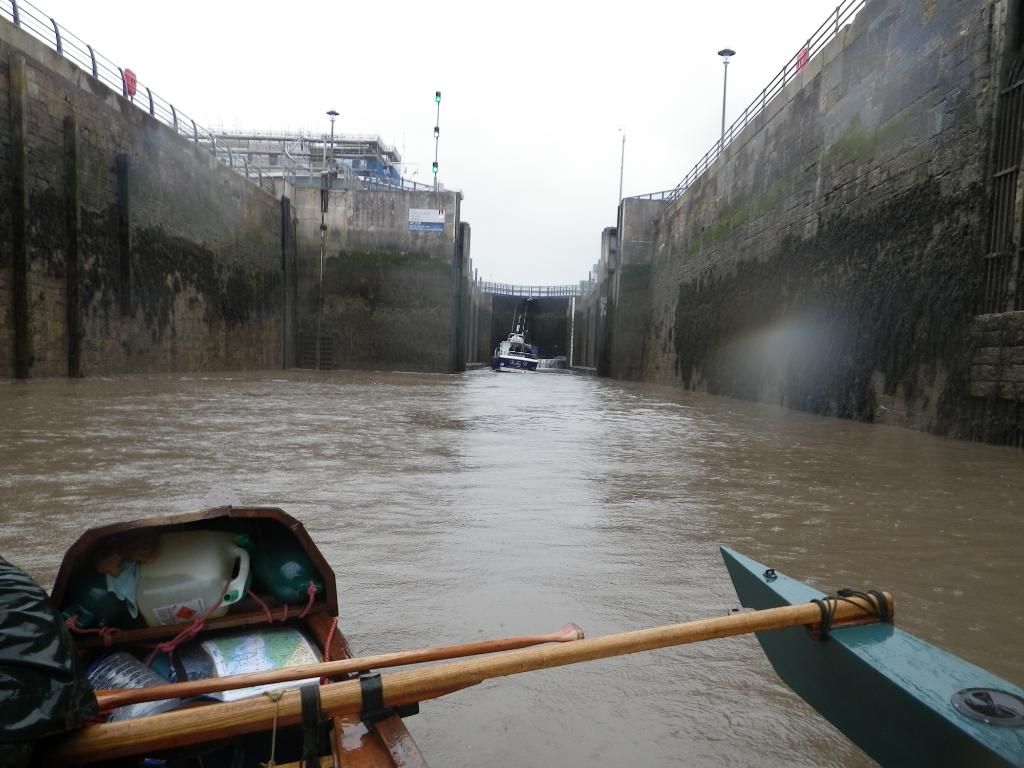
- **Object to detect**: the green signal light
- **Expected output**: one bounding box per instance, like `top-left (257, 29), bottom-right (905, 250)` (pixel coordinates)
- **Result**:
top-left (432, 162), bottom-right (438, 174)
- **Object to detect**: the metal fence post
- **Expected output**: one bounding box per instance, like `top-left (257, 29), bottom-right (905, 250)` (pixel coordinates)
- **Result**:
top-left (118, 67), bottom-right (126, 98)
top-left (146, 88), bottom-right (154, 116)
top-left (87, 45), bottom-right (97, 78)
top-left (170, 104), bottom-right (178, 131)
top-left (192, 119), bottom-right (198, 143)
top-left (835, 4), bottom-right (840, 35)
top-left (11, 0), bottom-right (18, 27)
top-left (51, 18), bottom-right (62, 54)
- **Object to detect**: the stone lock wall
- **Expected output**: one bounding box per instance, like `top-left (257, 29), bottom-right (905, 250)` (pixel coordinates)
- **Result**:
top-left (0, 20), bottom-right (285, 379)
top-left (287, 185), bottom-right (466, 372)
top-left (630, 0), bottom-right (1005, 438)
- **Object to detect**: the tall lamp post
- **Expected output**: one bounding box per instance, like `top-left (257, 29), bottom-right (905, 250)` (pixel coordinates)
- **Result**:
top-left (618, 128), bottom-right (626, 203)
top-left (326, 109), bottom-right (338, 173)
top-left (717, 48), bottom-right (735, 152)
top-left (316, 109), bottom-right (338, 371)
top-left (432, 91), bottom-right (441, 194)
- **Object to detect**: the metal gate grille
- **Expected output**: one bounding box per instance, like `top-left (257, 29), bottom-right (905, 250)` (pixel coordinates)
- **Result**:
top-left (297, 332), bottom-right (336, 370)
top-left (980, 57), bottom-right (1024, 314)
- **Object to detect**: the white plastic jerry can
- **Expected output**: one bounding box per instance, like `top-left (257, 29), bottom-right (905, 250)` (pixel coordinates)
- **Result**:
top-left (136, 530), bottom-right (251, 627)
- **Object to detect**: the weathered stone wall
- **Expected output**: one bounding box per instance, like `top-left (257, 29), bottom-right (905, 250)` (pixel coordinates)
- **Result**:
top-left (632, 0), bottom-right (1007, 439)
top-left (475, 298), bottom-right (493, 363)
top-left (0, 20), bottom-right (284, 379)
top-left (573, 232), bottom-right (611, 371)
top-left (572, 295), bottom-right (598, 369)
top-left (969, 313), bottom-right (1024, 445)
top-left (605, 198), bottom-right (663, 379)
top-left (288, 185), bottom-right (463, 372)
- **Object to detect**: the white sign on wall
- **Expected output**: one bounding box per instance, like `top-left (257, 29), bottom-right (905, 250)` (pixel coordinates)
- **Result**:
top-left (408, 208), bottom-right (445, 233)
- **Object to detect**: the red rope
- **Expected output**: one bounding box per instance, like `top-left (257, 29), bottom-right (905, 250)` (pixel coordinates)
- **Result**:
top-left (319, 619), bottom-right (337, 685)
top-left (323, 620), bottom-right (336, 663)
top-left (144, 580), bottom-right (230, 667)
top-left (246, 588), bottom-right (274, 623)
top-left (298, 581), bottom-right (318, 619)
top-left (65, 615), bottom-right (119, 647)
top-left (247, 587), bottom-right (316, 623)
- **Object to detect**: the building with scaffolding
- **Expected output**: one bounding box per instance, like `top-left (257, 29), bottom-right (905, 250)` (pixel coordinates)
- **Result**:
top-left (211, 130), bottom-right (432, 191)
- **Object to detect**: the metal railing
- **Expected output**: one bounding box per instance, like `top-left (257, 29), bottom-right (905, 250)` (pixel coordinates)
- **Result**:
top-left (631, 0), bottom-right (865, 203)
top-left (0, 0), bottom-right (258, 186)
top-left (479, 282), bottom-right (580, 298)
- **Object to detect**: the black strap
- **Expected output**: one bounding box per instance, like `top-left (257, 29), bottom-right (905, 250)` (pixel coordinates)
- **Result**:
top-left (811, 597), bottom-right (834, 641)
top-left (359, 670), bottom-right (421, 723)
top-left (300, 683), bottom-right (322, 768)
top-left (360, 671), bottom-right (388, 723)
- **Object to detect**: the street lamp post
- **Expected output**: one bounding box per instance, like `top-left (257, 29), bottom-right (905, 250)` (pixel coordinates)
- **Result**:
top-left (618, 129), bottom-right (626, 203)
top-left (717, 48), bottom-right (735, 152)
top-left (326, 109), bottom-right (338, 173)
top-left (316, 109), bottom-right (338, 371)
top-left (432, 91), bottom-right (441, 194)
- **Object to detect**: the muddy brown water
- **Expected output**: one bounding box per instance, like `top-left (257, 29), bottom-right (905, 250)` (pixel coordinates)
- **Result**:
top-left (1, 370), bottom-right (1021, 767)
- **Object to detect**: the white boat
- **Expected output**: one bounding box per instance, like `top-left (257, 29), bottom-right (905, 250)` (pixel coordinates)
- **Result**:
top-left (490, 302), bottom-right (539, 372)
top-left (490, 332), bottom-right (539, 372)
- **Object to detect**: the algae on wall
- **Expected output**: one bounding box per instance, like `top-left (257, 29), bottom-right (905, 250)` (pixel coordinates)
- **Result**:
top-left (673, 180), bottom-right (984, 433)
top-left (311, 248), bottom-right (456, 371)
top-left (633, 0), bottom-right (999, 439)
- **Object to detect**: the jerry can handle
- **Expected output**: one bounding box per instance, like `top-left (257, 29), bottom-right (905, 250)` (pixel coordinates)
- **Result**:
top-left (221, 545), bottom-right (251, 606)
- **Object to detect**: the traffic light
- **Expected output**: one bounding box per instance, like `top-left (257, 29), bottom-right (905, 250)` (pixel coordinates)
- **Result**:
top-left (432, 161), bottom-right (438, 175)
top-left (433, 125), bottom-right (439, 138)
top-left (435, 91), bottom-right (441, 104)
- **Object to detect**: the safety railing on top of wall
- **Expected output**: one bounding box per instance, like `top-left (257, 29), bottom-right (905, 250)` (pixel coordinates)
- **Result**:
top-left (479, 282), bottom-right (580, 298)
top-left (0, 0), bottom-right (275, 188)
top-left (631, 0), bottom-right (866, 203)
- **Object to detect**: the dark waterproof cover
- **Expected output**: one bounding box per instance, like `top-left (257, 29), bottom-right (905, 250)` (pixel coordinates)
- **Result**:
top-left (0, 556), bottom-right (97, 766)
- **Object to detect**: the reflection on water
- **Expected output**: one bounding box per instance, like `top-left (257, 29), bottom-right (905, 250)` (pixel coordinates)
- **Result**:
top-left (1, 370), bottom-right (1021, 767)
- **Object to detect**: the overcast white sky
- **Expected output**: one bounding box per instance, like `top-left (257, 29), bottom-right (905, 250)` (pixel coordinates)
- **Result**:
top-left (32, 0), bottom-right (834, 285)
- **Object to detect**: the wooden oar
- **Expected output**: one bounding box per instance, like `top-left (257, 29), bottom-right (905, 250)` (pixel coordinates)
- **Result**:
top-left (49, 593), bottom-right (892, 765)
top-left (94, 623), bottom-right (585, 710)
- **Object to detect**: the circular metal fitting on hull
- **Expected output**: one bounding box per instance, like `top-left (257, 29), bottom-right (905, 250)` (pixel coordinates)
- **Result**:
top-left (951, 688), bottom-right (1024, 727)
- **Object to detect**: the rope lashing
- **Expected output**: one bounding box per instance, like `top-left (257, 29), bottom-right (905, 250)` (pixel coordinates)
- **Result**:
top-left (65, 615), bottom-right (119, 647)
top-left (810, 588), bottom-right (892, 641)
top-left (247, 588), bottom-right (275, 623)
top-left (144, 579), bottom-right (232, 666)
top-left (260, 689), bottom-right (285, 767)
top-left (298, 581), bottom-right (318, 619)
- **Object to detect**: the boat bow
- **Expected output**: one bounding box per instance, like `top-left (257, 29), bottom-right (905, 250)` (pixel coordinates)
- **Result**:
top-left (721, 546), bottom-right (1024, 768)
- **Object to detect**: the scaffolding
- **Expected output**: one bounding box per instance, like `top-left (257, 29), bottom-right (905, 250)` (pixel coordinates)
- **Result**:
top-left (211, 130), bottom-right (433, 191)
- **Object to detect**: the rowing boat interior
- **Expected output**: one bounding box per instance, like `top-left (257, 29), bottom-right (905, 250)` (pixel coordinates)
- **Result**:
top-left (49, 506), bottom-right (425, 768)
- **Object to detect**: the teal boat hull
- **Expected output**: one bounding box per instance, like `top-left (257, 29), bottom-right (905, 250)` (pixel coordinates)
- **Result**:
top-left (721, 546), bottom-right (1024, 768)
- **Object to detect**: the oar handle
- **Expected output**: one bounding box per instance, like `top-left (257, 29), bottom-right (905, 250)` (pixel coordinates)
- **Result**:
top-left (95, 623), bottom-right (586, 710)
top-left (51, 594), bottom-right (892, 765)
